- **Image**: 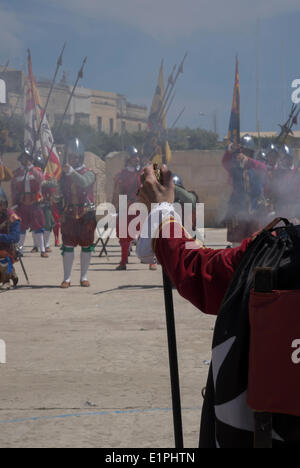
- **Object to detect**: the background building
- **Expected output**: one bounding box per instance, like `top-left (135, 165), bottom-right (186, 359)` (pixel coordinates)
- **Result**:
top-left (0, 67), bottom-right (148, 134)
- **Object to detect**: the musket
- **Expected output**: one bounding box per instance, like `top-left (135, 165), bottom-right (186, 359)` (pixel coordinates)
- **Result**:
top-left (44, 56), bottom-right (87, 173)
top-left (32, 43), bottom-right (66, 160)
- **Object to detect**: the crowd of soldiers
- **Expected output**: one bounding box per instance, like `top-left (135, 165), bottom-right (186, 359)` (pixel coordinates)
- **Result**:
top-left (0, 138), bottom-right (97, 288)
top-left (223, 133), bottom-right (300, 246)
top-left (0, 139), bottom-right (197, 288)
top-left (0, 131), bottom-right (299, 288)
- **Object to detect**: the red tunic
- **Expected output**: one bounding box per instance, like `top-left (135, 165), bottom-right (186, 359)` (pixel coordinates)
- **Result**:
top-left (113, 168), bottom-right (140, 208)
top-left (154, 218), bottom-right (252, 316)
top-left (11, 166), bottom-right (43, 206)
top-left (11, 166), bottom-right (45, 232)
top-left (61, 166), bottom-right (96, 247)
top-left (223, 151), bottom-right (267, 242)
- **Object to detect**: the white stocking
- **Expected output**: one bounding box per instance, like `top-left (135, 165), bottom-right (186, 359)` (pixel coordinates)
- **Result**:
top-left (63, 247), bottom-right (75, 283)
top-left (32, 232), bottom-right (38, 249)
top-left (34, 232), bottom-right (45, 253)
top-left (19, 233), bottom-right (26, 251)
top-left (44, 231), bottom-right (51, 249)
top-left (80, 250), bottom-right (91, 282)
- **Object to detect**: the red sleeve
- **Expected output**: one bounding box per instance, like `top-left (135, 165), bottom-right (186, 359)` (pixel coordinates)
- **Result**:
top-left (154, 220), bottom-right (252, 316)
top-left (246, 157), bottom-right (267, 175)
top-left (32, 167), bottom-right (44, 183)
top-left (222, 150), bottom-right (233, 173)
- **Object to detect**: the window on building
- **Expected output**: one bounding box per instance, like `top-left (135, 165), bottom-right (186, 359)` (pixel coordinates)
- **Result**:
top-left (138, 123), bottom-right (142, 132)
top-left (110, 118), bottom-right (114, 135)
top-left (98, 117), bottom-right (103, 133)
top-left (121, 121), bottom-right (126, 133)
top-left (55, 114), bottom-right (71, 124)
top-left (75, 113), bottom-right (90, 126)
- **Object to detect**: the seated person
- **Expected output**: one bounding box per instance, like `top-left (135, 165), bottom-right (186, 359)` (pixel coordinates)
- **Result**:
top-left (0, 188), bottom-right (20, 287)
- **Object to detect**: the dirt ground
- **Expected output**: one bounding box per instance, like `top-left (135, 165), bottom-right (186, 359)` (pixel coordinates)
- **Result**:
top-left (0, 229), bottom-right (227, 448)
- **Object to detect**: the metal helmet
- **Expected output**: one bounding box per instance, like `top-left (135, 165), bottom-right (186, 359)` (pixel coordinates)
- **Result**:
top-left (256, 149), bottom-right (267, 163)
top-left (266, 143), bottom-right (280, 168)
top-left (172, 174), bottom-right (184, 188)
top-left (0, 188), bottom-right (8, 206)
top-left (66, 137), bottom-right (85, 164)
top-left (266, 143), bottom-right (279, 155)
top-left (241, 134), bottom-right (255, 153)
top-left (34, 152), bottom-right (45, 170)
top-left (281, 144), bottom-right (293, 158)
top-left (127, 146), bottom-right (139, 158)
top-left (18, 147), bottom-right (33, 164)
top-left (279, 145), bottom-right (294, 170)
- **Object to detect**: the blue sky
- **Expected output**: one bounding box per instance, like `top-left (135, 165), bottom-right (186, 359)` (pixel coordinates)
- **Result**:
top-left (1, 0), bottom-right (300, 137)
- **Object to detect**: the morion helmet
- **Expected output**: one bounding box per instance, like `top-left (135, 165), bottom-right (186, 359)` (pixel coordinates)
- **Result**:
top-left (172, 173), bottom-right (184, 188)
top-left (66, 137), bottom-right (85, 165)
top-left (127, 146), bottom-right (139, 158)
top-left (34, 152), bottom-right (45, 170)
top-left (18, 147), bottom-right (34, 164)
top-left (279, 145), bottom-right (294, 170)
top-left (240, 134), bottom-right (255, 154)
top-left (266, 143), bottom-right (279, 155)
top-left (256, 149), bottom-right (267, 163)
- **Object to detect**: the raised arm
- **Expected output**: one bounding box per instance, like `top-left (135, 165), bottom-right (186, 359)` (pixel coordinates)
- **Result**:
top-left (137, 165), bottom-right (252, 315)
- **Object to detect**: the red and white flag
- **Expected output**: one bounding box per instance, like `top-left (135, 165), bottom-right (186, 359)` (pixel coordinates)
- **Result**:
top-left (25, 49), bottom-right (61, 180)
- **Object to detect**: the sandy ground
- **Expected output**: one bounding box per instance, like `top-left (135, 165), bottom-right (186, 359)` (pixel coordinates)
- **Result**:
top-left (0, 229), bottom-right (228, 448)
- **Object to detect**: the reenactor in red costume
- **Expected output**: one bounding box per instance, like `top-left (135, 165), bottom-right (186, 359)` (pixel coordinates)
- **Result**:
top-left (272, 145), bottom-right (297, 219)
top-left (112, 146), bottom-right (144, 270)
top-left (11, 149), bottom-right (47, 257)
top-left (0, 188), bottom-right (20, 287)
top-left (60, 138), bottom-right (96, 288)
top-left (223, 134), bottom-right (267, 246)
top-left (137, 164), bottom-right (300, 448)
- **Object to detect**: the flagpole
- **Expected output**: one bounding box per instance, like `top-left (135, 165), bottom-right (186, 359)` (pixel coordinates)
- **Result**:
top-left (44, 56), bottom-right (87, 173)
top-left (27, 50), bottom-right (40, 158)
top-left (256, 19), bottom-right (261, 150)
top-left (36, 43), bottom-right (66, 148)
top-left (171, 107), bottom-right (186, 129)
top-left (158, 53), bottom-right (188, 123)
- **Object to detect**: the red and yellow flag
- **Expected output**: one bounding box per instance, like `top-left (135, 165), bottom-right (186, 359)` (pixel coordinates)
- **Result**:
top-left (25, 50), bottom-right (61, 180)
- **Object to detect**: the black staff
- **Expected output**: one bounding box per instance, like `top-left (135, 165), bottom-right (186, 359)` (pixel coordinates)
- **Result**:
top-left (162, 269), bottom-right (184, 448)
